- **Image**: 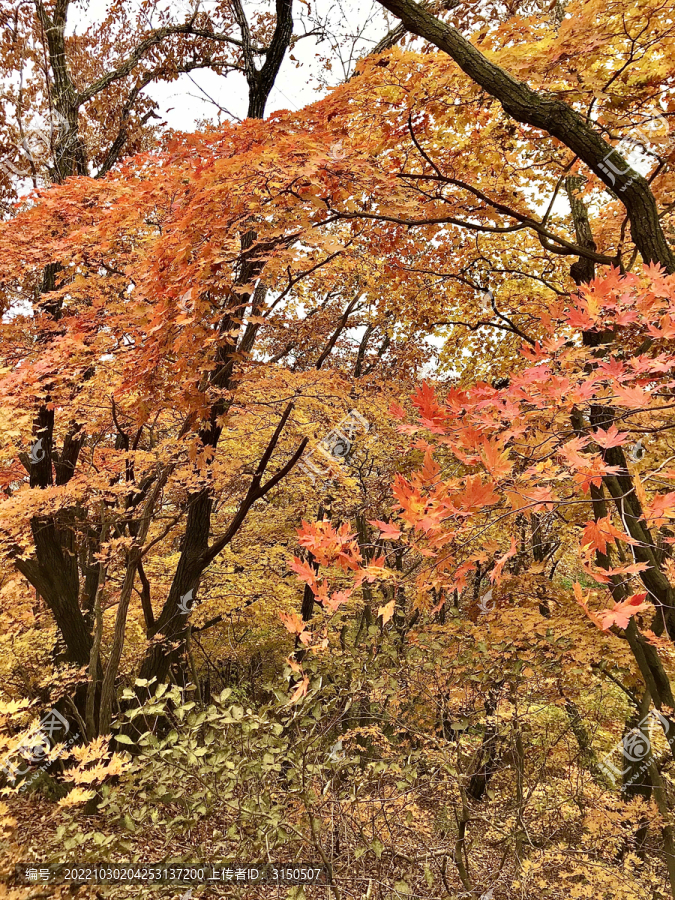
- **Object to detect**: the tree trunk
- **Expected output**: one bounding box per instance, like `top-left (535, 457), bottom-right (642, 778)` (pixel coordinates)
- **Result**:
top-left (375, 0), bottom-right (675, 272)
top-left (136, 2), bottom-right (295, 687)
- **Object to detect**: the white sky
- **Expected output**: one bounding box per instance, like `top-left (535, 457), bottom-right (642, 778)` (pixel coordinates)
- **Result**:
top-left (67, 1), bottom-right (395, 130)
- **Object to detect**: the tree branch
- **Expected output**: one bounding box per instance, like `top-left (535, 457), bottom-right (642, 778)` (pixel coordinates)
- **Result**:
top-left (374, 0), bottom-right (675, 271)
top-left (199, 403), bottom-right (307, 569)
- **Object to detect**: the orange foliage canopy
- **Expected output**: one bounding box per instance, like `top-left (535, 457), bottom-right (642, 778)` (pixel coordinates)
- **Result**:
top-left (292, 267), bottom-right (675, 691)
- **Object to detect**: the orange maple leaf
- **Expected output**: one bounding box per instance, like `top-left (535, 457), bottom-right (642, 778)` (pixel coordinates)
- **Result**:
top-left (593, 424), bottom-right (629, 449)
top-left (613, 384), bottom-right (651, 409)
top-left (599, 593), bottom-right (651, 630)
top-left (645, 492), bottom-right (675, 527)
top-left (369, 519), bottom-right (402, 540)
top-left (393, 474), bottom-right (427, 524)
top-left (289, 675), bottom-right (309, 704)
top-left (524, 486), bottom-right (556, 512)
top-left (323, 590), bottom-right (351, 613)
top-left (289, 556), bottom-right (318, 591)
top-left (479, 437), bottom-right (512, 479)
top-left (412, 382), bottom-right (447, 430)
top-left (419, 447), bottom-right (441, 484)
top-left (490, 537), bottom-right (517, 583)
top-left (279, 611), bottom-right (305, 635)
top-left (574, 582), bottom-right (603, 630)
top-left (378, 599), bottom-right (395, 625)
top-left (452, 475), bottom-right (500, 514)
top-left (581, 516), bottom-right (635, 556)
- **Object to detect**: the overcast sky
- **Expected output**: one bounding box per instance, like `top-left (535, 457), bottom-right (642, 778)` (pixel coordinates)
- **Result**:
top-left (67, 1), bottom-right (395, 131)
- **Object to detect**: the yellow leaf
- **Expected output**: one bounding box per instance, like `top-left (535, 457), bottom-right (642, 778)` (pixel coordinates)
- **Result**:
top-left (58, 788), bottom-right (96, 807)
top-left (378, 599), bottom-right (395, 624)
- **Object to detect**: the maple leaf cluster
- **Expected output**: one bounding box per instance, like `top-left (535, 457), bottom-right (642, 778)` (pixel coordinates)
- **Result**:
top-left (292, 267), bottom-right (675, 653)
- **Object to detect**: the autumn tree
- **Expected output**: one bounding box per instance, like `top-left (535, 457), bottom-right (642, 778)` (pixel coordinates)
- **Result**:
top-left (0, 3), bottom-right (672, 884)
top-left (0, 2), bottom-right (675, 894)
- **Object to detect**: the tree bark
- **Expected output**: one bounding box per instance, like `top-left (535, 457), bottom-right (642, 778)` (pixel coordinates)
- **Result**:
top-left (136, 3), bottom-right (296, 686)
top-left (375, 0), bottom-right (675, 272)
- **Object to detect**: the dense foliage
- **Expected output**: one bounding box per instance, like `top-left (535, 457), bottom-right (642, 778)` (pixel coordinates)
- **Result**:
top-left (1, 0), bottom-right (675, 897)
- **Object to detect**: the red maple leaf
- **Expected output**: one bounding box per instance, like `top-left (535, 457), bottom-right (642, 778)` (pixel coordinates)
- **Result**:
top-left (412, 382), bottom-right (447, 430)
